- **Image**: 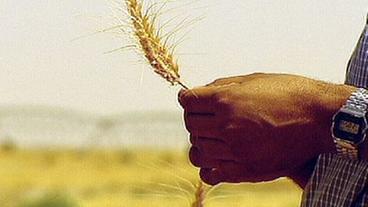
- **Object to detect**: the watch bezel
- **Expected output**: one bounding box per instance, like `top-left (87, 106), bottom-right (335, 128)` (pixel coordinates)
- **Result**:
top-left (331, 108), bottom-right (368, 145)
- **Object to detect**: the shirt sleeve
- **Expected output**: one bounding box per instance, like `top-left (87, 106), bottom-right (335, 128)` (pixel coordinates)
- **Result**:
top-left (345, 18), bottom-right (368, 88)
top-left (301, 154), bottom-right (368, 207)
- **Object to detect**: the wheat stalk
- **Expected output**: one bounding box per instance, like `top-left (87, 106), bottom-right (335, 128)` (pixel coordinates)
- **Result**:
top-left (191, 181), bottom-right (206, 207)
top-left (124, 0), bottom-right (210, 206)
top-left (125, 0), bottom-right (189, 89)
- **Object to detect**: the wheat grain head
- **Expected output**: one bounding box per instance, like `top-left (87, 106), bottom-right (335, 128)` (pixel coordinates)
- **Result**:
top-left (124, 1), bottom-right (211, 206)
top-left (125, 0), bottom-right (188, 89)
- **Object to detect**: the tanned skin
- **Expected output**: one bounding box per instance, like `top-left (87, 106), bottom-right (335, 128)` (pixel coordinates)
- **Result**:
top-left (178, 73), bottom-right (356, 188)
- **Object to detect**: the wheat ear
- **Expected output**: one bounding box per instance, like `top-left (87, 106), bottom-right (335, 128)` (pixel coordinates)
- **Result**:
top-left (125, 0), bottom-right (188, 89)
top-left (125, 1), bottom-right (208, 206)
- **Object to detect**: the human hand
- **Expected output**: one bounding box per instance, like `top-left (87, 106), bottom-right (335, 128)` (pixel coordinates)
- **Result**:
top-left (178, 73), bottom-right (355, 187)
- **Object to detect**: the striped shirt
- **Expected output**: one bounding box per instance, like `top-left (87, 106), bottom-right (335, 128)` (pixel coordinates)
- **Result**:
top-left (301, 16), bottom-right (368, 207)
top-left (345, 18), bottom-right (368, 88)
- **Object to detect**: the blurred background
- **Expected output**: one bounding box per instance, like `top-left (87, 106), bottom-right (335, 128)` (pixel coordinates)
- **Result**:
top-left (0, 0), bottom-right (367, 206)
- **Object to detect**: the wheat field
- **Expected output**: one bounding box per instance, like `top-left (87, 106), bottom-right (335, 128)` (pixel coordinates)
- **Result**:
top-left (0, 148), bottom-right (302, 207)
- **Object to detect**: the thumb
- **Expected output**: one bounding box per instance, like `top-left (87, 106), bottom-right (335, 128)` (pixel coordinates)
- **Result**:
top-left (178, 89), bottom-right (188, 108)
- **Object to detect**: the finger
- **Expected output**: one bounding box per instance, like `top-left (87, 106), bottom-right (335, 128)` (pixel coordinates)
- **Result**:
top-left (195, 137), bottom-right (234, 160)
top-left (184, 112), bottom-right (221, 132)
top-left (200, 162), bottom-right (244, 185)
top-left (178, 86), bottom-right (218, 113)
top-left (190, 134), bottom-right (224, 145)
top-left (178, 88), bottom-right (187, 97)
top-left (200, 168), bottom-right (224, 185)
top-left (189, 147), bottom-right (221, 168)
top-left (189, 134), bottom-right (197, 145)
top-left (190, 130), bottom-right (224, 142)
top-left (221, 161), bottom-right (287, 183)
top-left (201, 161), bottom-right (287, 185)
top-left (178, 89), bottom-right (187, 106)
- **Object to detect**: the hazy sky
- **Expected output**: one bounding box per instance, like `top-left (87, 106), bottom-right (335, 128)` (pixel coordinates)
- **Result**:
top-left (0, 0), bottom-right (367, 115)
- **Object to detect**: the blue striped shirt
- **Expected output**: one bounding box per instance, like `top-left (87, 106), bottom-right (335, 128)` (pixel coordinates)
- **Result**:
top-left (345, 19), bottom-right (368, 87)
top-left (302, 16), bottom-right (368, 207)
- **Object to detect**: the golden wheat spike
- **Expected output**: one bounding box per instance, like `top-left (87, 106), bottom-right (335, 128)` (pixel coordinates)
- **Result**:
top-left (126, 0), bottom-right (188, 89)
top-left (125, 1), bottom-right (209, 206)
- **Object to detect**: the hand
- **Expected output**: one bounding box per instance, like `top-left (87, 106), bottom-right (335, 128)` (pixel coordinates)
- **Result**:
top-left (178, 73), bottom-right (355, 187)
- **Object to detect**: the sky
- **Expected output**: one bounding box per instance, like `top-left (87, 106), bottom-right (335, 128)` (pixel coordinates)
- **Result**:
top-left (0, 0), bottom-right (367, 115)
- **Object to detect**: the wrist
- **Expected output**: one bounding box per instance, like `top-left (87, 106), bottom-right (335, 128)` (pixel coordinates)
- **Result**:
top-left (311, 84), bottom-right (357, 154)
top-left (288, 84), bottom-right (358, 189)
top-left (318, 84), bottom-right (356, 117)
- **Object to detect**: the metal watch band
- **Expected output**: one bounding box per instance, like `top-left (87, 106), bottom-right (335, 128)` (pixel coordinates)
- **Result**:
top-left (335, 88), bottom-right (368, 160)
top-left (335, 139), bottom-right (359, 160)
top-left (345, 88), bottom-right (368, 112)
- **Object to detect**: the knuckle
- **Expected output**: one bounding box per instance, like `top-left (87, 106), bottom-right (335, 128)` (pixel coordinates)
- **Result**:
top-left (189, 134), bottom-right (197, 146)
top-left (214, 77), bottom-right (227, 83)
top-left (178, 90), bottom-right (189, 107)
top-left (197, 143), bottom-right (212, 157)
top-left (183, 118), bottom-right (191, 131)
top-left (200, 168), bottom-right (222, 185)
top-left (185, 123), bottom-right (193, 133)
top-left (250, 72), bottom-right (265, 76)
top-left (208, 77), bottom-right (226, 86)
top-left (184, 115), bottom-right (195, 132)
top-left (200, 174), bottom-right (213, 185)
top-left (212, 91), bottom-right (226, 102)
top-left (216, 97), bottom-right (229, 106)
top-left (219, 119), bottom-right (241, 141)
top-left (199, 168), bottom-right (212, 185)
top-left (213, 93), bottom-right (236, 116)
top-left (189, 147), bottom-right (201, 167)
top-left (196, 139), bottom-right (205, 150)
top-left (221, 122), bottom-right (238, 135)
top-left (213, 94), bottom-right (229, 108)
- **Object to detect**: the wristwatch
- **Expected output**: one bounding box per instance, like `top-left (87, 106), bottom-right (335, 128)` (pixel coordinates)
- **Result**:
top-left (331, 88), bottom-right (368, 160)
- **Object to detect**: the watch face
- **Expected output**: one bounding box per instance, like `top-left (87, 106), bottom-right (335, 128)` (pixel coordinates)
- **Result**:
top-left (333, 111), bottom-right (367, 144)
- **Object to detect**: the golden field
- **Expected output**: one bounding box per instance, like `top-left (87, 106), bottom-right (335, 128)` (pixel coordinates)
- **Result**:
top-left (0, 148), bottom-right (302, 207)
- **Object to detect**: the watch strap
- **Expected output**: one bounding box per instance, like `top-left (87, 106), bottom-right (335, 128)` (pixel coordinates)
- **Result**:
top-left (345, 88), bottom-right (368, 112)
top-left (335, 88), bottom-right (368, 160)
top-left (335, 139), bottom-right (359, 160)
